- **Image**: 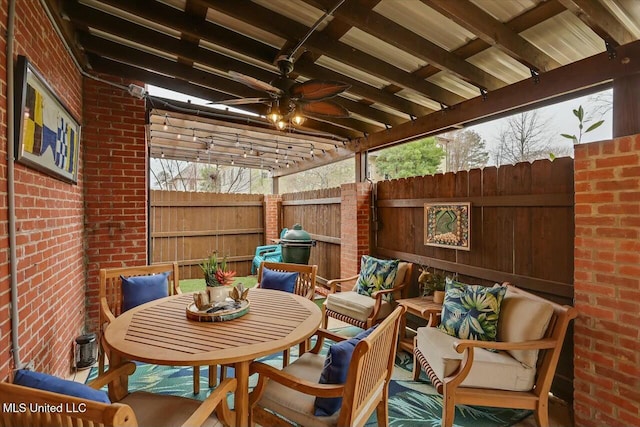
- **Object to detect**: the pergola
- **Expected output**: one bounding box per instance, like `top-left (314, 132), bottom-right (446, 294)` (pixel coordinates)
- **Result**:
top-left (45, 0), bottom-right (640, 180)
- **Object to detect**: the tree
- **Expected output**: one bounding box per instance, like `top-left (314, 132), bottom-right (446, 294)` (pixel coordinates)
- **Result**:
top-left (373, 137), bottom-right (444, 180)
top-left (279, 158), bottom-right (354, 193)
top-left (493, 110), bottom-right (558, 166)
top-left (440, 130), bottom-right (489, 172)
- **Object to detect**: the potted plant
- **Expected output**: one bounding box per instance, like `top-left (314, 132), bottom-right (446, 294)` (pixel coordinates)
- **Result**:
top-left (417, 266), bottom-right (446, 303)
top-left (200, 252), bottom-right (236, 302)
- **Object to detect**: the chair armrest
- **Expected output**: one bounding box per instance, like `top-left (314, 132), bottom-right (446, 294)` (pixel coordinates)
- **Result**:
top-left (371, 282), bottom-right (407, 299)
top-left (325, 275), bottom-right (359, 294)
top-left (250, 362), bottom-right (344, 398)
top-left (87, 362), bottom-right (137, 390)
top-left (454, 338), bottom-right (557, 353)
top-left (308, 328), bottom-right (348, 353)
top-left (182, 378), bottom-right (236, 427)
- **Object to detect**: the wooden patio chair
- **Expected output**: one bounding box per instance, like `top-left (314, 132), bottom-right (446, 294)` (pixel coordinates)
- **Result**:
top-left (413, 284), bottom-right (577, 427)
top-left (322, 259), bottom-right (413, 329)
top-left (257, 261), bottom-right (318, 365)
top-left (99, 262), bottom-right (217, 394)
top-left (1, 362), bottom-right (236, 427)
top-left (249, 306), bottom-right (405, 427)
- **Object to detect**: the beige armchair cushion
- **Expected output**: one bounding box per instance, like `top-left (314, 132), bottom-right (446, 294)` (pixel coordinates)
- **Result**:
top-left (120, 392), bottom-right (220, 427)
top-left (325, 291), bottom-right (393, 322)
top-left (416, 327), bottom-right (536, 392)
top-left (257, 352), bottom-right (339, 427)
top-left (498, 289), bottom-right (554, 368)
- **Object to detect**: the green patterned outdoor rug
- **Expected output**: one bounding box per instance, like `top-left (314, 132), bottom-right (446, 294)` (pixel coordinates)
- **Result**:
top-left (90, 333), bottom-right (531, 427)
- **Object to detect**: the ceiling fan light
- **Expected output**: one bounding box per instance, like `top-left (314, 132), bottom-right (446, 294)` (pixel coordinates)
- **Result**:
top-left (276, 120), bottom-right (287, 130)
top-left (267, 105), bottom-right (283, 123)
top-left (292, 114), bottom-right (305, 126)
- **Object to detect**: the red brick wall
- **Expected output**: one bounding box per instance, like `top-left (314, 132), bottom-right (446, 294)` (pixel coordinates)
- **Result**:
top-left (0, 2), bottom-right (85, 379)
top-left (83, 76), bottom-right (147, 332)
top-left (340, 182), bottom-right (371, 283)
top-left (574, 135), bottom-right (640, 426)
top-left (264, 194), bottom-right (281, 243)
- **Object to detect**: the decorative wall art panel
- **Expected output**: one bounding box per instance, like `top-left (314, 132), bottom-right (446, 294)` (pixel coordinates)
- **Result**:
top-left (424, 202), bottom-right (471, 250)
top-left (14, 55), bottom-right (80, 184)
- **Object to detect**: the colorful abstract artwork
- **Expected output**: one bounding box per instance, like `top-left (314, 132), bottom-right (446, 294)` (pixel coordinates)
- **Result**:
top-left (424, 202), bottom-right (471, 250)
top-left (15, 56), bottom-right (80, 183)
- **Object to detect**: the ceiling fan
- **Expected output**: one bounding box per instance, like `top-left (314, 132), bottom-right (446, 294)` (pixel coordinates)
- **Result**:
top-left (220, 55), bottom-right (351, 130)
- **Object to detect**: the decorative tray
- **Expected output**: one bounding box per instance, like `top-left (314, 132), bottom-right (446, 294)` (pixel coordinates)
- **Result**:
top-left (186, 299), bottom-right (250, 322)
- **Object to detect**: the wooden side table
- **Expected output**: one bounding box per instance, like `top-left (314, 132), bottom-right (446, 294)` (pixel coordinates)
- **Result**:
top-left (397, 296), bottom-right (443, 352)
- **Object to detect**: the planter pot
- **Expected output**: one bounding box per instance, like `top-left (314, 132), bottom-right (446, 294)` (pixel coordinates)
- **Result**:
top-left (207, 286), bottom-right (230, 303)
top-left (433, 290), bottom-right (445, 304)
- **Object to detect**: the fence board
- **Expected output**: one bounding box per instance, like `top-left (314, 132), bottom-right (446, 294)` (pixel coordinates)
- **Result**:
top-left (282, 188), bottom-right (341, 281)
top-left (374, 158), bottom-right (574, 402)
top-left (150, 191), bottom-right (264, 279)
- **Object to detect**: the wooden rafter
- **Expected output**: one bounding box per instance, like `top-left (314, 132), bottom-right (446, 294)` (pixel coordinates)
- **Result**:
top-left (202, 0), bottom-right (466, 106)
top-left (558, 0), bottom-right (635, 47)
top-left (309, 0), bottom-right (506, 91)
top-left (422, 0), bottom-right (561, 72)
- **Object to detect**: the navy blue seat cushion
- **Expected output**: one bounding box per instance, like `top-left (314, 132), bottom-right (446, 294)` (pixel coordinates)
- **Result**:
top-left (314, 326), bottom-right (377, 416)
top-left (14, 369), bottom-right (110, 403)
top-left (121, 271), bottom-right (170, 312)
top-left (260, 266), bottom-right (299, 293)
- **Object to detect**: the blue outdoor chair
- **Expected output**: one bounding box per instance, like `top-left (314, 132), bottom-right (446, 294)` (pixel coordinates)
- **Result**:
top-left (251, 228), bottom-right (288, 274)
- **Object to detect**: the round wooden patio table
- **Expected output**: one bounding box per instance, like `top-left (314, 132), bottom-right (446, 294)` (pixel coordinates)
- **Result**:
top-left (103, 288), bottom-right (322, 427)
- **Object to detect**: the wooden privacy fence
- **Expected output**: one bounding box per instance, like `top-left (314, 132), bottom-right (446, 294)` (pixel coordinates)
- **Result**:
top-left (281, 188), bottom-right (342, 283)
top-left (150, 190), bottom-right (264, 279)
top-left (373, 157), bottom-right (575, 402)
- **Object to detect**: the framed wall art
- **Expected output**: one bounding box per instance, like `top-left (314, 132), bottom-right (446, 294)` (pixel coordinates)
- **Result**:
top-left (424, 202), bottom-right (471, 250)
top-left (14, 55), bottom-right (80, 184)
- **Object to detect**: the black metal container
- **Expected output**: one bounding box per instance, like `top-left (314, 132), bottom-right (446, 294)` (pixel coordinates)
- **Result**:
top-left (75, 333), bottom-right (97, 370)
top-left (280, 223), bottom-right (316, 264)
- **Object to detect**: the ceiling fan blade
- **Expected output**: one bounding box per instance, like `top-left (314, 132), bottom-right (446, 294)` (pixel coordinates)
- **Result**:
top-left (208, 98), bottom-right (270, 106)
top-left (228, 71), bottom-right (283, 95)
top-left (290, 80), bottom-right (351, 101)
top-left (301, 101), bottom-right (350, 118)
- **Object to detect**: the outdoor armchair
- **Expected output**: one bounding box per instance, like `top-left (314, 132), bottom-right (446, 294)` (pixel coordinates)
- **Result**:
top-left (322, 258), bottom-right (413, 329)
top-left (257, 261), bottom-right (318, 365)
top-left (99, 262), bottom-right (217, 394)
top-left (251, 228), bottom-right (288, 274)
top-left (1, 362), bottom-right (236, 427)
top-left (249, 306), bottom-right (405, 427)
top-left (413, 283), bottom-right (577, 427)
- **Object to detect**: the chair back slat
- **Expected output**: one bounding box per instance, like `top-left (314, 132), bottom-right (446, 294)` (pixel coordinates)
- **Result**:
top-left (99, 263), bottom-right (179, 331)
top-left (338, 306), bottom-right (405, 427)
top-left (257, 262), bottom-right (318, 300)
top-left (0, 382), bottom-right (137, 427)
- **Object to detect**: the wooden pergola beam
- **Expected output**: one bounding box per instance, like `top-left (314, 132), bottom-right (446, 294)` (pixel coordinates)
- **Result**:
top-left (350, 40), bottom-right (640, 152)
top-left (558, 0), bottom-right (636, 47)
top-left (311, 0), bottom-right (506, 91)
top-left (202, 0), bottom-right (465, 106)
top-left (423, 0), bottom-right (561, 72)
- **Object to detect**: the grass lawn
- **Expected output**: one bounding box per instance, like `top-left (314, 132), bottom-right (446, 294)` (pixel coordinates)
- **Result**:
top-left (179, 276), bottom-right (258, 293)
top-left (180, 275), bottom-right (325, 310)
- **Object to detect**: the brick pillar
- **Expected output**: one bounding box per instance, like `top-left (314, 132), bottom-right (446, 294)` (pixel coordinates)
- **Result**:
top-left (573, 135), bottom-right (640, 427)
top-left (340, 182), bottom-right (372, 284)
top-left (83, 76), bottom-right (147, 332)
top-left (264, 194), bottom-right (282, 243)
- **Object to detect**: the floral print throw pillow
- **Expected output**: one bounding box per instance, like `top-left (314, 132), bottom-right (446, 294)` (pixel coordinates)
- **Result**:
top-left (354, 256), bottom-right (399, 302)
top-left (438, 279), bottom-right (507, 342)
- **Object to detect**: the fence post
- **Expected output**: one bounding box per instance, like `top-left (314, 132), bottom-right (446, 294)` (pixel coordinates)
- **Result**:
top-left (340, 182), bottom-right (372, 285)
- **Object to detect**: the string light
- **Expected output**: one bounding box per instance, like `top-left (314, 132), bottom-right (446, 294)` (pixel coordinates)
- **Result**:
top-left (161, 151), bottom-right (165, 158)
top-left (192, 128), bottom-right (197, 142)
top-left (163, 114), bottom-right (168, 131)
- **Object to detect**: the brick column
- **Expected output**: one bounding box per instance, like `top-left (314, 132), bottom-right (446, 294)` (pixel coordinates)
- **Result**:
top-left (340, 182), bottom-right (372, 284)
top-left (573, 135), bottom-right (640, 427)
top-left (83, 76), bottom-right (147, 332)
top-left (264, 194), bottom-right (282, 243)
